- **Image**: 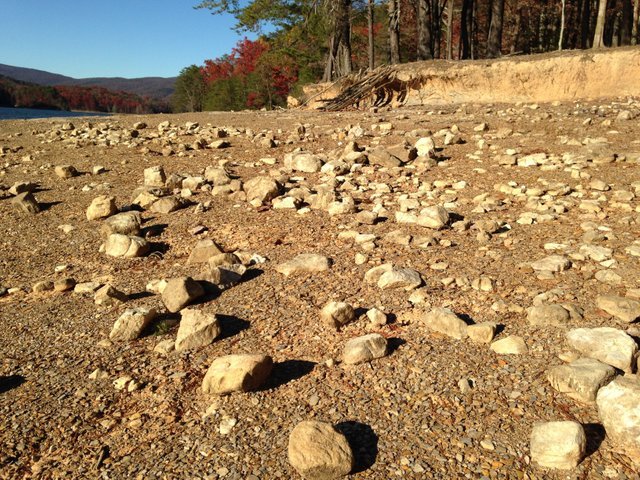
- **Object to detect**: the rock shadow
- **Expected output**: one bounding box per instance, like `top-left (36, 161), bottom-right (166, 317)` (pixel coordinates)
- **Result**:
top-left (262, 359), bottom-right (316, 390)
top-left (386, 337), bottom-right (406, 355)
top-left (127, 291), bottom-right (154, 301)
top-left (142, 312), bottom-right (181, 337)
top-left (241, 268), bottom-right (264, 283)
top-left (217, 314), bottom-right (250, 340)
top-left (142, 223), bottom-right (168, 238)
top-left (583, 423), bottom-right (606, 459)
top-left (0, 375), bottom-right (26, 394)
top-left (39, 201), bottom-right (62, 211)
top-left (335, 421), bottom-right (379, 473)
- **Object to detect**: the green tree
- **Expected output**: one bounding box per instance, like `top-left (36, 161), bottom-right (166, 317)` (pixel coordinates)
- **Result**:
top-left (172, 65), bottom-right (206, 112)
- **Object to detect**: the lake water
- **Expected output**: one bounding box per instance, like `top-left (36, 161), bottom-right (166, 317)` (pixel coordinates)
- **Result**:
top-left (0, 106), bottom-right (110, 121)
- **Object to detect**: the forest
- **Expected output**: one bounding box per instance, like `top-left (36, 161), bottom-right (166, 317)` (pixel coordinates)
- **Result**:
top-left (0, 75), bottom-right (169, 114)
top-left (172, 0), bottom-right (640, 112)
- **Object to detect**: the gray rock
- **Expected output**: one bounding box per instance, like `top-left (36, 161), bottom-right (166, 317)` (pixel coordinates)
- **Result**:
top-left (422, 308), bottom-right (468, 340)
top-left (547, 358), bottom-right (616, 403)
top-left (596, 295), bottom-right (640, 323)
top-left (11, 192), bottom-right (40, 214)
top-left (596, 376), bottom-right (640, 464)
top-left (367, 147), bottom-right (404, 167)
top-left (8, 181), bottom-right (37, 196)
top-left (276, 254), bottom-right (332, 276)
top-left (109, 307), bottom-right (157, 341)
top-left (285, 152), bottom-right (324, 173)
top-left (86, 195), bottom-right (117, 220)
top-left (288, 420), bottom-right (354, 480)
top-left (104, 234), bottom-right (149, 258)
top-left (175, 308), bottom-right (221, 351)
top-left (377, 268), bottom-right (422, 290)
top-left (100, 211), bottom-right (142, 237)
top-left (150, 196), bottom-right (188, 214)
top-left (527, 304), bottom-right (571, 327)
top-left (566, 327), bottom-right (637, 372)
top-left (202, 354), bottom-right (273, 395)
top-left (320, 302), bottom-right (356, 329)
top-left (343, 334), bottom-right (388, 364)
top-left (243, 176), bottom-right (282, 204)
top-left (162, 277), bottom-right (204, 313)
top-left (530, 421), bottom-right (586, 469)
top-left (200, 262), bottom-right (246, 287)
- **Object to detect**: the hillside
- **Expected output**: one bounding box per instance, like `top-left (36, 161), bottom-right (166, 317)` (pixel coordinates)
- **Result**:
top-left (0, 63), bottom-right (176, 100)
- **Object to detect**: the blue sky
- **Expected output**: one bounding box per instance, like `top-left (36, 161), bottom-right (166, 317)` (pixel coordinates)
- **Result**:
top-left (1, 0), bottom-right (256, 78)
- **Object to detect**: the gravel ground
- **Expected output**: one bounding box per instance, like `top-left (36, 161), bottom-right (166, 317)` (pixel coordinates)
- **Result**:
top-left (1, 101), bottom-right (640, 479)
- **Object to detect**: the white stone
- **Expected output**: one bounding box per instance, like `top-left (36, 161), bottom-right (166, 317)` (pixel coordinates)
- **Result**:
top-left (530, 421), bottom-right (586, 469)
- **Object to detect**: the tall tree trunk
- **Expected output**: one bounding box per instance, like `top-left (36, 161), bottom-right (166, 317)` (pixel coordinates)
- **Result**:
top-left (593, 0), bottom-right (608, 48)
top-left (511, 7), bottom-right (523, 53)
top-left (633, 0), bottom-right (640, 44)
top-left (446, 0), bottom-right (454, 59)
top-left (486, 0), bottom-right (505, 58)
top-left (580, 0), bottom-right (592, 48)
top-left (559, 0), bottom-right (566, 50)
top-left (322, 0), bottom-right (353, 82)
top-left (388, 0), bottom-right (401, 64)
top-left (460, 0), bottom-right (473, 59)
top-left (621, 0), bottom-right (633, 44)
top-left (368, 0), bottom-right (375, 69)
top-left (432, 0), bottom-right (442, 58)
top-left (417, 0), bottom-right (433, 60)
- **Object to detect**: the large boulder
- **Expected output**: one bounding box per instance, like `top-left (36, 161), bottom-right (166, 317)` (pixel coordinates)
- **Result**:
top-left (422, 308), bottom-right (468, 340)
top-left (566, 327), bottom-right (637, 372)
top-left (530, 421), bottom-right (586, 469)
top-left (547, 358), bottom-right (616, 403)
top-left (175, 309), bottom-right (221, 351)
top-left (109, 307), bottom-right (157, 341)
top-left (104, 234), bottom-right (149, 258)
top-left (288, 420), bottom-right (354, 480)
top-left (162, 277), bottom-right (205, 313)
top-left (596, 377), bottom-right (640, 464)
top-left (201, 354), bottom-right (273, 395)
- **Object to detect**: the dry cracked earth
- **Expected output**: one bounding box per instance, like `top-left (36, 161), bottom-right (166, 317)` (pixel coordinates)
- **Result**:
top-left (1, 99), bottom-right (640, 480)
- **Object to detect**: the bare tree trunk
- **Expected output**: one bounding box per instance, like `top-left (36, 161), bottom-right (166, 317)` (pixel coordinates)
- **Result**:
top-left (487, 0), bottom-right (505, 58)
top-left (460, 0), bottom-right (473, 59)
top-left (417, 0), bottom-right (433, 60)
top-left (593, 0), bottom-right (608, 48)
top-left (446, 0), bottom-right (454, 59)
top-left (322, 0), bottom-right (353, 81)
top-left (621, 0), bottom-right (633, 44)
top-left (559, 0), bottom-right (567, 50)
top-left (633, 0), bottom-right (640, 44)
top-left (388, 0), bottom-right (401, 64)
top-left (368, 0), bottom-right (375, 69)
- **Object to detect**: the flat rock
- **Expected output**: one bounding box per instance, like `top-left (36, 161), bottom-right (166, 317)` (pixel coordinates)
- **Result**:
top-left (94, 284), bottom-right (128, 306)
top-left (596, 295), bottom-right (640, 323)
top-left (530, 255), bottom-right (572, 273)
top-left (490, 335), bottom-right (528, 354)
top-left (530, 421), bottom-right (586, 469)
top-left (422, 308), bottom-right (468, 340)
top-left (596, 376), bottom-right (640, 464)
top-left (150, 196), bottom-right (188, 214)
top-left (547, 358), bottom-right (616, 403)
top-left (377, 267), bottom-right (422, 290)
top-left (288, 420), bottom-right (354, 480)
top-left (109, 307), bottom-right (157, 341)
top-left (175, 308), bottom-right (221, 351)
top-left (276, 254), bottom-right (332, 276)
top-left (566, 327), bottom-right (637, 372)
top-left (202, 354), bottom-right (273, 395)
top-left (320, 302), bottom-right (356, 329)
top-left (527, 304), bottom-right (571, 327)
top-left (162, 277), bottom-right (204, 313)
top-left (342, 334), bottom-right (388, 364)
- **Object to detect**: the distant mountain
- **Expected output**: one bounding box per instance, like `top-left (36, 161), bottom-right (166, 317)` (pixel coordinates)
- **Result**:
top-left (0, 63), bottom-right (176, 100)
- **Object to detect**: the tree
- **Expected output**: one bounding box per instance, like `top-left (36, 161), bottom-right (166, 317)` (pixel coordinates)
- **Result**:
top-left (486, 0), bottom-right (505, 57)
top-left (172, 65), bottom-right (206, 112)
top-left (417, 0), bottom-right (433, 60)
top-left (368, 0), bottom-right (376, 69)
top-left (388, 0), bottom-right (401, 63)
top-left (559, 0), bottom-right (566, 50)
top-left (445, 0), bottom-right (454, 59)
top-left (460, 0), bottom-right (473, 59)
top-left (323, 0), bottom-right (353, 81)
top-left (633, 0), bottom-right (640, 44)
top-left (593, 0), bottom-right (608, 47)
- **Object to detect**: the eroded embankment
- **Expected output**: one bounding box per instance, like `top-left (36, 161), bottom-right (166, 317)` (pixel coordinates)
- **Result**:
top-left (304, 47), bottom-right (640, 109)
